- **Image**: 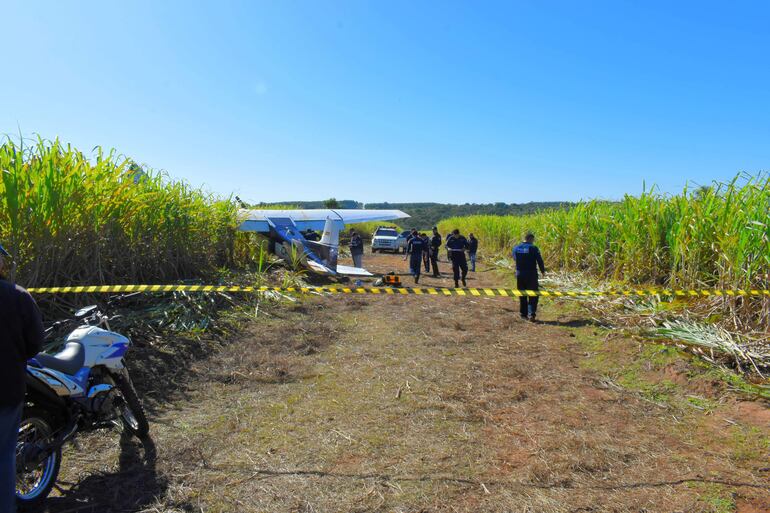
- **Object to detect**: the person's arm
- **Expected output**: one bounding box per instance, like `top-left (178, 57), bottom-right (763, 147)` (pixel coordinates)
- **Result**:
top-left (20, 290), bottom-right (44, 358)
top-left (535, 247), bottom-right (546, 274)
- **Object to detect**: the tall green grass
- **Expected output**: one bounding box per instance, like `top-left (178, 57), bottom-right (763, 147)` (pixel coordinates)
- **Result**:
top-left (438, 173), bottom-right (769, 299)
top-left (0, 137), bottom-right (238, 286)
top-left (346, 221), bottom-right (401, 240)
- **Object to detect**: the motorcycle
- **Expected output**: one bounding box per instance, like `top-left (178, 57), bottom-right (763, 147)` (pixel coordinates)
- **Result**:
top-left (16, 298), bottom-right (149, 509)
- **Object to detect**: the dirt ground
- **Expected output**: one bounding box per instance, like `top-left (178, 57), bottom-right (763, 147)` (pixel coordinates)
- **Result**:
top-left (41, 251), bottom-right (769, 513)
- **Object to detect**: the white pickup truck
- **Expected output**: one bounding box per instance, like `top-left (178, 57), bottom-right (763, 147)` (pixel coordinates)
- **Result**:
top-left (371, 226), bottom-right (402, 253)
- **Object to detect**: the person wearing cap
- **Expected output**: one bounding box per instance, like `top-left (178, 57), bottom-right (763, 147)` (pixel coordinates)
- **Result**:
top-left (429, 227), bottom-right (442, 277)
top-left (512, 232), bottom-right (546, 321)
top-left (349, 229), bottom-right (364, 268)
top-left (445, 229), bottom-right (469, 287)
top-left (0, 244), bottom-right (45, 512)
top-left (406, 229), bottom-right (426, 283)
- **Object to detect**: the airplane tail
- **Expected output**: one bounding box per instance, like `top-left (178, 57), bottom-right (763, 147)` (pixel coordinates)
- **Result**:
top-left (320, 215), bottom-right (344, 246)
top-left (305, 216), bottom-right (344, 271)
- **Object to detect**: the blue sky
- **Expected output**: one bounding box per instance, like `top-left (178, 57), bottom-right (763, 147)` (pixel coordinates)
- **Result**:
top-left (2, 1), bottom-right (768, 204)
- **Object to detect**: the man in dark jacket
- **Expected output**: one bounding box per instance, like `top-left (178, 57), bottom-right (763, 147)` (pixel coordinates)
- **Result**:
top-left (446, 229), bottom-right (469, 288)
top-left (0, 244), bottom-right (45, 512)
top-left (468, 233), bottom-right (479, 272)
top-left (420, 233), bottom-right (431, 272)
top-left (349, 230), bottom-right (364, 268)
top-left (407, 229), bottom-right (426, 283)
top-left (403, 228), bottom-right (416, 261)
top-left (512, 232), bottom-right (546, 321)
top-left (429, 227), bottom-right (442, 277)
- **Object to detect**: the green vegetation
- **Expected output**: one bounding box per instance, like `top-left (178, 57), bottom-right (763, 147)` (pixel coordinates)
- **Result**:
top-left (439, 174), bottom-right (769, 323)
top-left (689, 483), bottom-right (736, 513)
top-left (261, 200), bottom-right (572, 229)
top-left (345, 221), bottom-right (401, 239)
top-left (254, 199), bottom-right (361, 209)
top-left (365, 201), bottom-right (572, 229)
top-left (0, 137), bottom-right (237, 287)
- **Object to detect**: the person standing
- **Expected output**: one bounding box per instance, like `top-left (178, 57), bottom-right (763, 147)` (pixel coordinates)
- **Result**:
top-left (407, 229), bottom-right (426, 283)
top-left (513, 232), bottom-right (546, 321)
top-left (0, 244), bottom-right (45, 512)
top-left (420, 233), bottom-right (431, 273)
top-left (446, 229), bottom-right (469, 288)
top-left (468, 233), bottom-right (479, 272)
top-left (429, 227), bottom-right (442, 277)
top-left (349, 230), bottom-right (364, 268)
top-left (403, 228), bottom-right (416, 261)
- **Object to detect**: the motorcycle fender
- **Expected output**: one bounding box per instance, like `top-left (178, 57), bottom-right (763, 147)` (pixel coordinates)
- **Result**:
top-left (25, 372), bottom-right (66, 409)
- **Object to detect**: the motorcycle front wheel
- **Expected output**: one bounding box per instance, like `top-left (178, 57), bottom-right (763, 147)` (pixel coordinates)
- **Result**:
top-left (114, 374), bottom-right (150, 438)
top-left (16, 407), bottom-right (62, 510)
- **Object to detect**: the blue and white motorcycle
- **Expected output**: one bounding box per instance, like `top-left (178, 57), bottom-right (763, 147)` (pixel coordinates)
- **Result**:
top-left (16, 301), bottom-right (149, 509)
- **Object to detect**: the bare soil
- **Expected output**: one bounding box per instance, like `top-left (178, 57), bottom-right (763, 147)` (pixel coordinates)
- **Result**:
top-left (40, 251), bottom-right (769, 512)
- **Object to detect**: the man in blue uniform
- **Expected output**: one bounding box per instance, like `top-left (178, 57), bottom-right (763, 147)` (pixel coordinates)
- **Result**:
top-left (513, 232), bottom-right (546, 321)
top-left (429, 227), bottom-right (442, 277)
top-left (446, 229), bottom-right (469, 288)
top-left (407, 229), bottom-right (426, 283)
top-left (0, 244), bottom-right (45, 512)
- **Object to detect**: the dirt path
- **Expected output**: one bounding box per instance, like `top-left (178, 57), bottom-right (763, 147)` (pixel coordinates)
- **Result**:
top-left (44, 253), bottom-right (769, 512)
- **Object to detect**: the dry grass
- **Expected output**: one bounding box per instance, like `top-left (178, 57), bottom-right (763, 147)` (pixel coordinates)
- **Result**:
top-left (39, 255), bottom-right (770, 513)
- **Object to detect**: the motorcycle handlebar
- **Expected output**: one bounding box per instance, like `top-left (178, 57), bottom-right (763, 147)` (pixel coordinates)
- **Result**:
top-left (47, 293), bottom-right (139, 335)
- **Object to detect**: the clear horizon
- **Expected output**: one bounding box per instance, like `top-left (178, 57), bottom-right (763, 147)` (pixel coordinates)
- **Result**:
top-left (2, 1), bottom-right (768, 204)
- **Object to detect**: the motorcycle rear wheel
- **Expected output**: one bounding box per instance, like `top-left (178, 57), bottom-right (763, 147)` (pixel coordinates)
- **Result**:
top-left (16, 407), bottom-right (62, 510)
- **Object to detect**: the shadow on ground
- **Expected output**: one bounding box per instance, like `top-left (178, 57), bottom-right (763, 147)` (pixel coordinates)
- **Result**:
top-left (43, 433), bottom-right (191, 513)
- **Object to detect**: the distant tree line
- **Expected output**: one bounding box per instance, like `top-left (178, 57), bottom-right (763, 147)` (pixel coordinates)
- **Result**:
top-left (258, 200), bottom-right (575, 229)
top-left (374, 202), bottom-right (579, 228)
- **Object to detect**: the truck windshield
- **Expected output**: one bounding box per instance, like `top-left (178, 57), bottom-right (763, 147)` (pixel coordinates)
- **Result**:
top-left (376, 229), bottom-right (398, 237)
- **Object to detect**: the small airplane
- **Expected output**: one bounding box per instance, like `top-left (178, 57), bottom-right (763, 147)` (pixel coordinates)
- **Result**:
top-left (237, 208), bottom-right (410, 277)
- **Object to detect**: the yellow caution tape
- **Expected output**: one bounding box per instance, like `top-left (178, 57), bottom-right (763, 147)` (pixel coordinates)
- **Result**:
top-left (24, 284), bottom-right (770, 297)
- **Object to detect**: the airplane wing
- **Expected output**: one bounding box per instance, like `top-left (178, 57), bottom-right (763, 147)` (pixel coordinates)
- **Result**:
top-left (237, 209), bottom-right (409, 232)
top-left (335, 264), bottom-right (374, 277)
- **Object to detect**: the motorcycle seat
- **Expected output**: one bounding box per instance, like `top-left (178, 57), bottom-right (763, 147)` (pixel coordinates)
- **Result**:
top-left (35, 342), bottom-right (86, 376)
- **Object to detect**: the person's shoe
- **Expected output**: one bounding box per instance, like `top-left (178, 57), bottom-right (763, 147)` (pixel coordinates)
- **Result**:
top-left (461, 278), bottom-right (467, 287)
top-left (528, 315), bottom-right (537, 322)
top-left (520, 315), bottom-right (528, 321)
top-left (454, 281), bottom-right (459, 288)
top-left (433, 274), bottom-right (440, 278)
top-left (415, 275), bottom-right (420, 284)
